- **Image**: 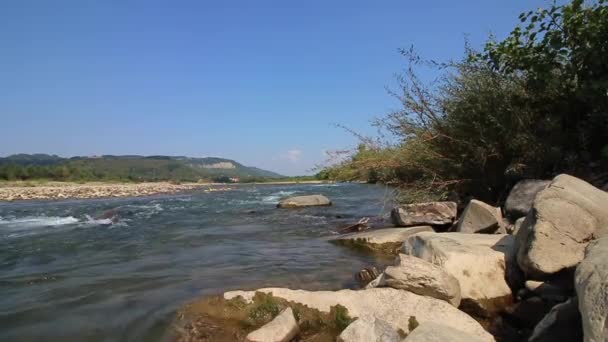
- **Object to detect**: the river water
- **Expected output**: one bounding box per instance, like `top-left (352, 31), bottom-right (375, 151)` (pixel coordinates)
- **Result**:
top-left (0, 183), bottom-right (395, 341)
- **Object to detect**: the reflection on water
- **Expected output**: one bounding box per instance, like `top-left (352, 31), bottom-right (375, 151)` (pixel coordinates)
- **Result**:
top-left (0, 183), bottom-right (395, 341)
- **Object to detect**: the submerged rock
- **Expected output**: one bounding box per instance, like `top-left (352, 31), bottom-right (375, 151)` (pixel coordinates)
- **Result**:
top-left (455, 199), bottom-right (503, 234)
top-left (403, 232), bottom-right (517, 316)
top-left (504, 179), bottom-right (550, 220)
top-left (390, 202), bottom-right (457, 226)
top-left (338, 315), bottom-right (402, 342)
top-left (276, 194), bottom-right (331, 208)
top-left (224, 288), bottom-right (494, 341)
top-left (517, 174), bottom-right (608, 279)
top-left (383, 254), bottom-right (461, 307)
top-left (246, 307), bottom-right (299, 342)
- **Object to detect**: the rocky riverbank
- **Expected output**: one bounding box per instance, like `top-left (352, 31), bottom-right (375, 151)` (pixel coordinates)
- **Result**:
top-left (0, 182), bottom-right (233, 201)
top-left (175, 174), bottom-right (608, 341)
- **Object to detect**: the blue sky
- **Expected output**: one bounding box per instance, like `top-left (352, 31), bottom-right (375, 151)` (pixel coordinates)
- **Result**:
top-left (1, 1), bottom-right (558, 175)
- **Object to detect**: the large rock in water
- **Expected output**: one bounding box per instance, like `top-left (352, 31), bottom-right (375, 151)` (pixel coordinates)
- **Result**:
top-left (224, 288), bottom-right (494, 341)
top-left (246, 307), bottom-right (299, 342)
top-left (382, 254), bottom-right (461, 307)
top-left (575, 236), bottom-right (608, 342)
top-left (277, 194), bottom-right (331, 208)
top-left (517, 174), bottom-right (608, 279)
top-left (403, 232), bottom-right (517, 316)
top-left (403, 322), bottom-right (487, 342)
top-left (337, 315), bottom-right (401, 342)
top-left (504, 179), bottom-right (550, 220)
top-left (391, 202), bottom-right (457, 226)
top-left (329, 226), bottom-right (433, 252)
top-left (455, 199), bottom-right (503, 234)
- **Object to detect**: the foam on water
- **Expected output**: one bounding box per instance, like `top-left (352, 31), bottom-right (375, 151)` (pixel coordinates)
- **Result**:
top-left (0, 216), bottom-right (80, 228)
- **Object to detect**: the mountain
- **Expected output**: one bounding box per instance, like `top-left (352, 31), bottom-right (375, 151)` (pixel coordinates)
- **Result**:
top-left (0, 154), bottom-right (284, 182)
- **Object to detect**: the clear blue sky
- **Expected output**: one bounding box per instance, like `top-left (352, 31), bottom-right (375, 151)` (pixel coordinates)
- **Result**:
top-left (1, 1), bottom-right (557, 175)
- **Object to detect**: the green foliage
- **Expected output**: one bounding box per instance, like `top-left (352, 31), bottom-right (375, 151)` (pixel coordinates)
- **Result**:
top-left (247, 293), bottom-right (280, 325)
top-left (323, 0), bottom-right (608, 204)
top-left (330, 304), bottom-right (354, 331)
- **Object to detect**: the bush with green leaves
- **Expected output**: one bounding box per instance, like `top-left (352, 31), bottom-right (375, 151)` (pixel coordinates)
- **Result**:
top-left (324, 0), bottom-right (607, 204)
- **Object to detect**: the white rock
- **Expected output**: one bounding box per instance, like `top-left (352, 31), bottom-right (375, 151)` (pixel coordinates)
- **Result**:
top-left (402, 232), bottom-right (516, 316)
top-left (225, 287), bottom-right (493, 341)
top-left (517, 174), bottom-right (608, 279)
top-left (337, 315), bottom-right (401, 342)
top-left (383, 254), bottom-right (461, 306)
top-left (246, 307), bottom-right (299, 342)
top-left (403, 322), bottom-right (487, 342)
top-left (330, 226), bottom-right (433, 248)
top-left (391, 202), bottom-right (457, 226)
top-left (277, 194), bottom-right (331, 208)
top-left (455, 199), bottom-right (503, 234)
top-left (576, 236), bottom-right (608, 342)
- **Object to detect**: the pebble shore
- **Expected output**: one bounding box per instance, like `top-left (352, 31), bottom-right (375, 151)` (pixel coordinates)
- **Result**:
top-left (0, 182), bottom-right (231, 201)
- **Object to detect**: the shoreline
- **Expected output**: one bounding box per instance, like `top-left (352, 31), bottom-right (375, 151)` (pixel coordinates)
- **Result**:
top-left (0, 180), bottom-right (332, 202)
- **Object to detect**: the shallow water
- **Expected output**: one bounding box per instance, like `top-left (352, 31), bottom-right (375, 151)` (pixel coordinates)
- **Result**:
top-left (0, 183), bottom-right (395, 341)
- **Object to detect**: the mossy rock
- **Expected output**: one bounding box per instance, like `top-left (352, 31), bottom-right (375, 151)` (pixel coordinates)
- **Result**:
top-left (175, 292), bottom-right (355, 341)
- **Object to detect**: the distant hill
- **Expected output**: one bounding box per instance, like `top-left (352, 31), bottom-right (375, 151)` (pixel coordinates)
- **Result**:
top-left (0, 154), bottom-right (284, 182)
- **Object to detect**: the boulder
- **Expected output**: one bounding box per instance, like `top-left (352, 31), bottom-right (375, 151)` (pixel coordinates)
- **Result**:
top-left (225, 288), bottom-right (494, 341)
top-left (337, 315), bottom-right (402, 342)
top-left (504, 179), bottom-right (550, 220)
top-left (517, 174), bottom-right (608, 279)
top-left (403, 322), bottom-right (487, 342)
top-left (382, 254), bottom-right (461, 307)
top-left (575, 236), bottom-right (608, 342)
top-left (246, 307), bottom-right (299, 342)
top-left (529, 298), bottom-right (582, 342)
top-left (455, 199), bottom-right (503, 234)
top-left (329, 226), bottom-right (433, 252)
top-left (390, 202), bottom-right (457, 226)
top-left (277, 195), bottom-right (331, 208)
top-left (525, 280), bottom-right (571, 302)
top-left (403, 232), bottom-right (517, 316)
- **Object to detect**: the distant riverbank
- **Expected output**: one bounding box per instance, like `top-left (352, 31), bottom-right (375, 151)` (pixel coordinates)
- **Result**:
top-left (0, 180), bottom-right (331, 201)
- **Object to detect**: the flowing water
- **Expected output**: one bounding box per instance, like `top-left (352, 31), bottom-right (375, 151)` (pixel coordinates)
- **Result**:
top-left (0, 183), bottom-right (395, 341)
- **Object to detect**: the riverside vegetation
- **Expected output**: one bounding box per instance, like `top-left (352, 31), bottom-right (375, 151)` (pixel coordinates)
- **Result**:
top-left (175, 1), bottom-right (608, 342)
top-left (318, 0), bottom-right (608, 204)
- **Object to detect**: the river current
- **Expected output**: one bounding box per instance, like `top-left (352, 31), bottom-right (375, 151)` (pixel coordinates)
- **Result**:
top-left (0, 183), bottom-right (394, 341)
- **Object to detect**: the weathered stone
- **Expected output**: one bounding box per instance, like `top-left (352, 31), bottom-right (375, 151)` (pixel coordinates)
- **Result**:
top-left (354, 267), bottom-right (381, 287)
top-left (455, 199), bottom-right (503, 234)
top-left (337, 315), bottom-right (401, 342)
top-left (576, 237), bottom-right (608, 342)
top-left (382, 254), bottom-right (461, 307)
top-left (525, 280), bottom-right (571, 302)
top-left (504, 179), bottom-right (550, 220)
top-left (517, 174), bottom-right (608, 279)
top-left (277, 195), bottom-right (331, 208)
top-left (225, 288), bottom-right (493, 341)
top-left (403, 232), bottom-right (517, 316)
top-left (529, 298), bottom-right (582, 342)
top-left (329, 226), bottom-right (433, 252)
top-left (403, 322), bottom-right (487, 342)
top-left (246, 307), bottom-right (299, 342)
top-left (390, 202), bottom-right (457, 226)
